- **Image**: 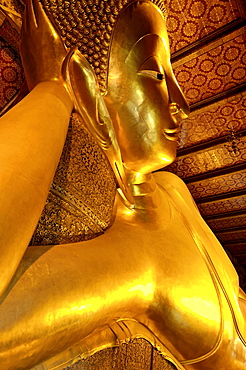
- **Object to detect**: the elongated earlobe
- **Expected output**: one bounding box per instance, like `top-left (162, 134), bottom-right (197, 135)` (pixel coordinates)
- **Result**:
top-left (62, 48), bottom-right (134, 205)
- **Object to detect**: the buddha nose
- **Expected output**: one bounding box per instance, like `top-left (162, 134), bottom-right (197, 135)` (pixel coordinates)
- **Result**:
top-left (165, 69), bottom-right (190, 121)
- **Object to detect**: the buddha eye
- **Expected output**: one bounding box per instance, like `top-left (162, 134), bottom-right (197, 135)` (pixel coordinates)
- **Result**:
top-left (138, 70), bottom-right (164, 80)
top-left (137, 56), bottom-right (164, 81)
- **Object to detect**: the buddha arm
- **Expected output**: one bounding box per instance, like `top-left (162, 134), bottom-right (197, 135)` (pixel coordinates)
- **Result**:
top-left (0, 222), bottom-right (152, 370)
top-left (0, 81), bottom-right (72, 296)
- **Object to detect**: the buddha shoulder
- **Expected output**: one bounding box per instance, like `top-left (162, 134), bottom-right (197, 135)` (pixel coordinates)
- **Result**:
top-left (153, 171), bottom-right (199, 212)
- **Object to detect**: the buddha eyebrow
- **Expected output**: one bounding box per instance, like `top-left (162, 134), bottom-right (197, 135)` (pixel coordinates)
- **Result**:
top-left (125, 33), bottom-right (163, 63)
top-left (127, 33), bottom-right (155, 54)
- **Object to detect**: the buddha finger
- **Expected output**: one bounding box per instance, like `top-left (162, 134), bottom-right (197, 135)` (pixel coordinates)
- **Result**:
top-left (21, 1), bottom-right (27, 33)
top-left (25, 0), bottom-right (38, 30)
top-left (32, 0), bottom-right (50, 29)
top-left (32, 0), bottom-right (61, 39)
top-left (20, 2), bottom-right (32, 61)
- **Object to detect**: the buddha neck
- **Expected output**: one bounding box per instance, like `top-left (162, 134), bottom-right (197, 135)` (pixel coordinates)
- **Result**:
top-left (119, 169), bottom-right (163, 210)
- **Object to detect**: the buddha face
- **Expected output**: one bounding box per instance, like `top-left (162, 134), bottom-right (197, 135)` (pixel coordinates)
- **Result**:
top-left (104, 1), bottom-right (189, 174)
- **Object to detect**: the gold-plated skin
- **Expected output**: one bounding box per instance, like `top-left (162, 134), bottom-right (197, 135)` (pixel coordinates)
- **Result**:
top-left (19, 0), bottom-right (67, 91)
top-left (65, 49), bottom-right (134, 204)
top-left (0, 1), bottom-right (245, 369)
top-left (21, 0), bottom-right (133, 204)
top-left (105, 2), bottom-right (189, 174)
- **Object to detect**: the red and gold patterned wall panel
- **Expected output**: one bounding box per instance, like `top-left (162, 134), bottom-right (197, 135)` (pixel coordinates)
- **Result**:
top-left (217, 230), bottom-right (246, 242)
top-left (178, 92), bottom-right (246, 149)
top-left (197, 194), bottom-right (246, 216)
top-left (207, 214), bottom-right (246, 230)
top-left (166, 137), bottom-right (246, 178)
top-left (0, 37), bottom-right (24, 111)
top-left (0, 15), bottom-right (20, 50)
top-left (187, 170), bottom-right (246, 199)
top-left (0, 16), bottom-right (25, 112)
top-left (173, 28), bottom-right (246, 105)
top-left (165, 0), bottom-right (242, 54)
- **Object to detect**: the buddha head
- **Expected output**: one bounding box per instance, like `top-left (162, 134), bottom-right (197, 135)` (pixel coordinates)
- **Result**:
top-left (42, 0), bottom-right (189, 176)
top-left (104, 1), bottom-right (189, 174)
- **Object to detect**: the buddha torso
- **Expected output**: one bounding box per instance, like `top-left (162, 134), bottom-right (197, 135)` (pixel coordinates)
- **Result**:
top-left (36, 169), bottom-right (243, 370)
top-left (92, 170), bottom-right (246, 369)
top-left (1, 172), bottom-right (245, 370)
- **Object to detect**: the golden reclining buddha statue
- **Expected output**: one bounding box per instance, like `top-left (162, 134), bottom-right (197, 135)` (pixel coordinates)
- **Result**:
top-left (0, 0), bottom-right (246, 368)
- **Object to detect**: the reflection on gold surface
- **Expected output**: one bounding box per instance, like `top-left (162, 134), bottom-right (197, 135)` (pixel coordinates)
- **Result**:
top-left (0, 0), bottom-right (245, 369)
top-left (180, 296), bottom-right (220, 322)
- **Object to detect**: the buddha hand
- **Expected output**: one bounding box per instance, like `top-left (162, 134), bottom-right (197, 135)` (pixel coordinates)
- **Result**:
top-left (20, 0), bottom-right (67, 90)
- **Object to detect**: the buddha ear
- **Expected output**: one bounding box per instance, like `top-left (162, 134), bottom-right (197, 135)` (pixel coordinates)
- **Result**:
top-left (62, 48), bottom-right (134, 205)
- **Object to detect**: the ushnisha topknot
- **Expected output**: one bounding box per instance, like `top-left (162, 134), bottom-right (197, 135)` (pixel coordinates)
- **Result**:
top-left (41, 0), bottom-right (166, 94)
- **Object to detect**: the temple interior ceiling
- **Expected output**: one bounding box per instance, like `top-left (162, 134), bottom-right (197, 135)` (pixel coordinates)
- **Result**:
top-left (0, 0), bottom-right (246, 288)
